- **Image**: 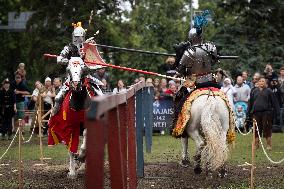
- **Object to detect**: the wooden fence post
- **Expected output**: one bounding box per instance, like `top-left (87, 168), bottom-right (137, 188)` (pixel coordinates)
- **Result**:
top-left (38, 96), bottom-right (44, 163)
top-left (108, 107), bottom-right (126, 189)
top-left (18, 119), bottom-right (23, 189)
top-left (127, 96), bottom-right (137, 188)
top-left (144, 86), bottom-right (154, 153)
top-left (118, 103), bottom-right (128, 187)
top-left (85, 117), bottom-right (106, 189)
top-left (250, 119), bottom-right (256, 189)
top-left (136, 89), bottom-right (144, 178)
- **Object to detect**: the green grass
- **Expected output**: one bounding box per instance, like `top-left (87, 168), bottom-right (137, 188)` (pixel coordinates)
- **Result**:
top-left (0, 133), bottom-right (283, 165)
top-left (0, 132), bottom-right (283, 189)
top-left (144, 133), bottom-right (284, 165)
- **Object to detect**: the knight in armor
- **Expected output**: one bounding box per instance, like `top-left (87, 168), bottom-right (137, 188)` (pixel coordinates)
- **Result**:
top-left (171, 10), bottom-right (220, 136)
top-left (52, 22), bottom-right (102, 115)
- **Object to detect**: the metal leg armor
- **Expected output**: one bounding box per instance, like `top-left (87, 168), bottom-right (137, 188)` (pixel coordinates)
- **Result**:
top-left (52, 79), bottom-right (70, 115)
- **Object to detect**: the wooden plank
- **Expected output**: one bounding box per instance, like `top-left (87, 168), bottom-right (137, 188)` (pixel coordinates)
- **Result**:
top-left (127, 96), bottom-right (137, 189)
top-left (136, 89), bottom-right (144, 178)
top-left (87, 81), bottom-right (145, 119)
top-left (145, 87), bottom-right (154, 153)
top-left (108, 108), bottom-right (125, 189)
top-left (118, 103), bottom-right (128, 188)
top-left (85, 118), bottom-right (106, 189)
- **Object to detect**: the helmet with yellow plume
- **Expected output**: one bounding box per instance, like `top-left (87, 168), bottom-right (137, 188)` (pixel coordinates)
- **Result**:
top-left (72, 22), bottom-right (86, 47)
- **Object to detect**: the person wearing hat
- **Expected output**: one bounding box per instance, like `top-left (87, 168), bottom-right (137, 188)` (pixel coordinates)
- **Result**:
top-left (0, 79), bottom-right (17, 140)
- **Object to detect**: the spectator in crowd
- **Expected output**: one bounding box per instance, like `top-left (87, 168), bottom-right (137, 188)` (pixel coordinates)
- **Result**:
top-left (270, 78), bottom-right (282, 107)
top-left (14, 63), bottom-right (27, 83)
top-left (101, 78), bottom-right (112, 94)
top-left (158, 78), bottom-right (169, 99)
top-left (164, 84), bottom-right (177, 100)
top-left (221, 78), bottom-right (236, 110)
top-left (263, 64), bottom-right (278, 88)
top-left (278, 66), bottom-right (284, 107)
top-left (42, 77), bottom-right (55, 135)
top-left (270, 78), bottom-right (282, 126)
top-left (11, 73), bottom-right (30, 131)
top-left (153, 78), bottom-right (160, 100)
top-left (251, 72), bottom-right (261, 89)
top-left (242, 71), bottom-right (253, 88)
top-left (53, 78), bottom-right (62, 95)
top-left (215, 68), bottom-right (230, 87)
top-left (175, 80), bottom-right (181, 89)
top-left (162, 56), bottom-right (177, 82)
top-left (139, 75), bottom-right (145, 83)
top-left (247, 76), bottom-right (280, 150)
top-left (31, 81), bottom-right (45, 134)
top-left (133, 78), bottom-right (140, 84)
top-left (146, 78), bottom-right (154, 87)
top-left (0, 79), bottom-right (16, 140)
top-left (32, 81), bottom-right (45, 104)
top-left (153, 78), bottom-right (160, 89)
top-left (113, 79), bottom-right (127, 94)
top-left (168, 80), bottom-right (176, 87)
top-left (93, 67), bottom-right (111, 88)
top-left (234, 76), bottom-right (251, 104)
top-left (278, 66), bottom-right (284, 85)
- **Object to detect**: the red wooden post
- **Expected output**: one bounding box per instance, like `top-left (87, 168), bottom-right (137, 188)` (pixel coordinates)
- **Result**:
top-left (108, 108), bottom-right (125, 189)
top-left (118, 103), bottom-right (128, 187)
top-left (127, 96), bottom-right (137, 188)
top-left (85, 118), bottom-right (106, 189)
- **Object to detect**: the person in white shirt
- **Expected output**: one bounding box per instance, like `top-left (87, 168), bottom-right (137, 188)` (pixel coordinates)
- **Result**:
top-left (221, 78), bottom-right (236, 110)
top-left (234, 76), bottom-right (251, 103)
top-left (113, 79), bottom-right (127, 94)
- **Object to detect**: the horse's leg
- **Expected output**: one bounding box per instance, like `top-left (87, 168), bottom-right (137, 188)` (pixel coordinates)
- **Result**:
top-left (217, 103), bottom-right (230, 178)
top-left (180, 136), bottom-right (190, 167)
top-left (77, 128), bottom-right (87, 172)
top-left (68, 152), bottom-right (77, 178)
top-left (77, 128), bottom-right (87, 162)
top-left (190, 130), bottom-right (204, 174)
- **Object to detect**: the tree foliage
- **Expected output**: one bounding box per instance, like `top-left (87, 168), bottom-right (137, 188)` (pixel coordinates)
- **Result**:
top-left (0, 0), bottom-right (283, 85)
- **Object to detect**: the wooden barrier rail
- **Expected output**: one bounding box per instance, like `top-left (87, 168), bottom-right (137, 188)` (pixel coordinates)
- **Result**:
top-left (85, 81), bottom-right (154, 189)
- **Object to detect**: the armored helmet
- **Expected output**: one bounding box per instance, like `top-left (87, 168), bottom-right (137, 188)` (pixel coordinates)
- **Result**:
top-left (72, 22), bottom-right (86, 47)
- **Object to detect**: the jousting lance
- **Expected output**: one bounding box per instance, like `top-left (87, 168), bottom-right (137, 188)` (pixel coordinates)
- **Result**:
top-left (43, 54), bottom-right (186, 81)
top-left (94, 44), bottom-right (239, 59)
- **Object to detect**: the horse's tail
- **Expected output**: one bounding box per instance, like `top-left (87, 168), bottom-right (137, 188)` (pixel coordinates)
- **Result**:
top-left (200, 96), bottom-right (228, 171)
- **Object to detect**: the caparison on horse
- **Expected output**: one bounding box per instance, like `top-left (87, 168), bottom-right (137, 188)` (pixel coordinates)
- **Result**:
top-left (48, 22), bottom-right (103, 178)
top-left (171, 10), bottom-right (235, 177)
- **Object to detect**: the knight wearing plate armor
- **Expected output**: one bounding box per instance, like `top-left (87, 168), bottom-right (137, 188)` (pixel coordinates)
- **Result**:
top-left (52, 22), bottom-right (102, 115)
top-left (171, 10), bottom-right (220, 135)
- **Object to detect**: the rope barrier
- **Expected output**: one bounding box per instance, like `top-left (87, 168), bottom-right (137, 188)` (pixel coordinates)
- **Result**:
top-left (235, 123), bottom-right (252, 136)
top-left (23, 110), bottom-right (38, 144)
top-left (0, 128), bottom-right (19, 161)
top-left (255, 121), bottom-right (284, 164)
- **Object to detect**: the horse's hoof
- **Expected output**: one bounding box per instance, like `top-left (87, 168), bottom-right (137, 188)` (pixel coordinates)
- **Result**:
top-left (194, 166), bottom-right (202, 174)
top-left (180, 159), bottom-right (190, 168)
top-left (77, 163), bottom-right (85, 173)
top-left (67, 172), bottom-right (77, 179)
top-left (218, 169), bottom-right (227, 178)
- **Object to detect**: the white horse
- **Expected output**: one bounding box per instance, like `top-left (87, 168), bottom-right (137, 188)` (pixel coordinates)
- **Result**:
top-left (50, 56), bottom-right (103, 179)
top-left (181, 95), bottom-right (229, 177)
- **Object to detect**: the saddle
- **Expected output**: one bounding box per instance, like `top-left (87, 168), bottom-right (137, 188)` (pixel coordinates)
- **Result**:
top-left (171, 83), bottom-right (235, 142)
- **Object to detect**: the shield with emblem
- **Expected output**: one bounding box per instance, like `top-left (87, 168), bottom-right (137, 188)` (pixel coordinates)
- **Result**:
top-left (83, 42), bottom-right (106, 70)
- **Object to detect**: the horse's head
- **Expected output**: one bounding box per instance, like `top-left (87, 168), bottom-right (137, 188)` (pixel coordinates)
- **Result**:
top-left (66, 57), bottom-right (89, 91)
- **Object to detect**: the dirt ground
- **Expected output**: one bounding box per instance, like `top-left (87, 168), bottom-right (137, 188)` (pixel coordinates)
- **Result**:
top-left (0, 161), bottom-right (283, 189)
